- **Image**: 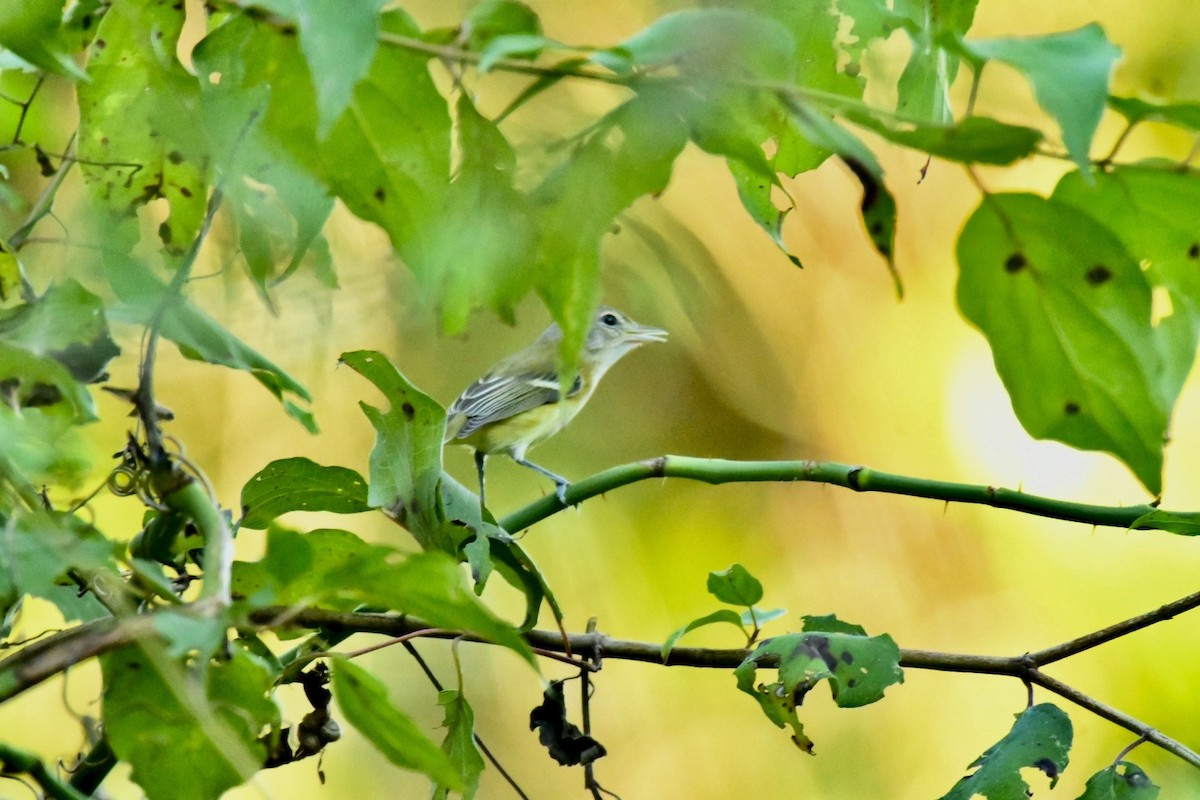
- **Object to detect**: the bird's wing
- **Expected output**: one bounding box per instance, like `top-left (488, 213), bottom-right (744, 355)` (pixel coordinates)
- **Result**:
top-left (448, 369), bottom-right (582, 439)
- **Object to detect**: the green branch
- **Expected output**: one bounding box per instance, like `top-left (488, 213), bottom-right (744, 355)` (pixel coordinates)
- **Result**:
top-left (499, 455), bottom-right (1172, 534)
top-left (0, 742), bottom-right (90, 800)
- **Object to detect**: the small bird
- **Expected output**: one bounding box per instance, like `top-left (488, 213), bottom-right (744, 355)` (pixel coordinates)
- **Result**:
top-left (444, 306), bottom-right (667, 508)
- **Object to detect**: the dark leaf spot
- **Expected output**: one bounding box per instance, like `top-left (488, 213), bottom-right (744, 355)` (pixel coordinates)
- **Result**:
top-left (1085, 264), bottom-right (1113, 285)
top-left (1033, 758), bottom-right (1059, 779)
top-left (1004, 253), bottom-right (1026, 273)
top-left (95, 38), bottom-right (106, 49)
top-left (373, 187), bottom-right (385, 202)
top-left (166, 150), bottom-right (184, 165)
top-left (840, 651), bottom-right (854, 665)
top-left (179, 186), bottom-right (192, 198)
top-left (1064, 401), bottom-right (1081, 416)
top-left (1189, 243), bottom-right (1199, 259)
top-left (159, 221), bottom-right (172, 244)
top-left (401, 401), bottom-right (415, 420)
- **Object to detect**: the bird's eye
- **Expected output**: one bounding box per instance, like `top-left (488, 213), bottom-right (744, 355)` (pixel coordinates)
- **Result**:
top-left (600, 313), bottom-right (619, 327)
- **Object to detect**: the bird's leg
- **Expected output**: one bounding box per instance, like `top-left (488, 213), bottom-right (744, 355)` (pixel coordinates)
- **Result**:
top-left (512, 457), bottom-right (570, 505)
top-left (474, 450), bottom-right (488, 510)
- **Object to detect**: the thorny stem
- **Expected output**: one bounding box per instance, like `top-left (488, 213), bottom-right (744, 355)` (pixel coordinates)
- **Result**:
top-left (498, 455), bottom-right (1176, 535)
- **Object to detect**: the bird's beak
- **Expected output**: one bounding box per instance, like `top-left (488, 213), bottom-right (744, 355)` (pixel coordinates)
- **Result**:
top-left (625, 323), bottom-right (668, 344)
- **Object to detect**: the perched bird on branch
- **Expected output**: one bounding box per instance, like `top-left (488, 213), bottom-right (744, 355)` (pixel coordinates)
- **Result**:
top-left (445, 306), bottom-right (667, 508)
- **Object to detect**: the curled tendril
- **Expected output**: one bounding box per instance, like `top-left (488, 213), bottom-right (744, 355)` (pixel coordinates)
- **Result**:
top-left (106, 466), bottom-right (139, 497)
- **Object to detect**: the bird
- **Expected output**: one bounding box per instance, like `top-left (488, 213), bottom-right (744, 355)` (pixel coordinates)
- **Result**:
top-left (444, 306), bottom-right (667, 509)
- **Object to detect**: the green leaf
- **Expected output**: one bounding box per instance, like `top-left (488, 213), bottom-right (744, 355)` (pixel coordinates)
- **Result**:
top-left (77, 0), bottom-right (207, 252)
top-left (252, 0), bottom-right (386, 136)
top-left (891, 0), bottom-right (979, 123)
top-left (533, 87), bottom-right (689, 362)
top-left (846, 113), bottom-right (1042, 165)
top-left (192, 14), bottom-right (336, 298)
top-left (330, 551), bottom-right (535, 664)
top-left (1052, 167), bottom-right (1200, 408)
top-left (0, 407), bottom-right (91, 489)
top-left (956, 193), bottom-right (1167, 494)
top-left (406, 95), bottom-right (536, 332)
top-left (735, 620), bottom-right (903, 752)
top-left (0, 341), bottom-right (96, 420)
top-left (153, 609), bottom-right (230, 659)
top-left (476, 33), bottom-right (547, 72)
top-left (662, 609), bottom-right (745, 661)
top-left (321, 10), bottom-right (451, 255)
top-left (340, 349), bottom-right (457, 552)
top-left (615, 8), bottom-right (795, 81)
top-left (332, 659), bottom-right (465, 790)
top-left (785, 101), bottom-right (901, 291)
top-left (232, 526), bottom-right (373, 608)
top-left (0, 0), bottom-right (88, 79)
top-left (960, 24), bottom-right (1120, 170)
top-left (1077, 761), bottom-right (1160, 800)
top-left (728, 159), bottom-right (801, 267)
top-left (743, 607), bottom-right (787, 627)
top-left (465, 0), bottom-right (542, 54)
top-left (445, 469), bottom-right (564, 630)
top-left (232, 528), bottom-right (534, 662)
top-left (706, 564), bottom-right (764, 606)
top-left (802, 614), bottom-right (867, 635)
top-left (0, 280), bottom-right (119, 383)
top-left (106, 253), bottom-right (316, 432)
top-left (433, 689), bottom-right (484, 800)
top-left (1127, 509), bottom-right (1200, 536)
top-left (1108, 95), bottom-right (1200, 131)
top-left (0, 510), bottom-right (114, 621)
top-left (102, 645), bottom-right (277, 800)
top-left (939, 703), bottom-right (1072, 799)
top-left (239, 457), bottom-right (370, 529)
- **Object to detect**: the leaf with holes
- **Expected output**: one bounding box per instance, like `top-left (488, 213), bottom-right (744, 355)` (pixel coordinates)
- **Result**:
top-left (1078, 761), bottom-right (1160, 799)
top-left (735, 616), bottom-right (902, 752)
top-left (956, 192), bottom-right (1166, 494)
top-left (77, 0), bottom-right (207, 253)
top-left (939, 703), bottom-right (1072, 799)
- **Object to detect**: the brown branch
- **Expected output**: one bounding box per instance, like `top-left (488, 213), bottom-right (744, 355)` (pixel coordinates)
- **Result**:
top-left (248, 606), bottom-right (1200, 768)
top-left (6, 598), bottom-right (1200, 770)
top-left (0, 616), bottom-right (158, 703)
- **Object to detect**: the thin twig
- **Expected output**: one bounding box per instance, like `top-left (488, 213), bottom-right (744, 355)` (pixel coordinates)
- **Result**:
top-left (401, 641), bottom-right (531, 800)
top-left (134, 188), bottom-right (223, 461)
top-left (379, 32), bottom-right (625, 85)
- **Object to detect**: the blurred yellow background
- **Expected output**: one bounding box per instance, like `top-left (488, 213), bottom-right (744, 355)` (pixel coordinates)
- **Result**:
top-left (5, 0), bottom-right (1200, 797)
